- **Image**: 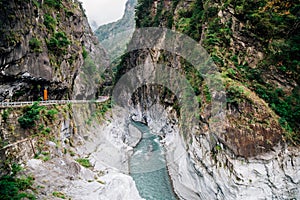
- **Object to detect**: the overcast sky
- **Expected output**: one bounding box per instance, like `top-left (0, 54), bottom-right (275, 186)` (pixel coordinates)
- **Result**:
top-left (79, 0), bottom-right (128, 29)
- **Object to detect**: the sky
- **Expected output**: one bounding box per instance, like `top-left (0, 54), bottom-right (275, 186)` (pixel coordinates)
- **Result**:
top-left (79, 0), bottom-right (128, 29)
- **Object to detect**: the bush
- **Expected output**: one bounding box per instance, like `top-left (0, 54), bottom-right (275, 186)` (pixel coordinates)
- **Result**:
top-left (44, 0), bottom-right (62, 9)
top-left (47, 32), bottom-right (71, 54)
top-left (253, 83), bottom-right (300, 142)
top-left (44, 14), bottom-right (57, 32)
top-left (52, 191), bottom-right (65, 199)
top-left (29, 37), bottom-right (42, 53)
top-left (82, 47), bottom-right (88, 59)
top-left (135, 0), bottom-right (155, 27)
top-left (186, 0), bottom-right (204, 40)
top-left (76, 158), bottom-right (92, 168)
top-left (40, 127), bottom-right (51, 135)
top-left (18, 102), bottom-right (43, 129)
top-left (46, 109), bottom-right (58, 120)
top-left (206, 7), bottom-right (218, 18)
top-left (0, 164), bottom-right (36, 200)
top-left (2, 109), bottom-right (9, 122)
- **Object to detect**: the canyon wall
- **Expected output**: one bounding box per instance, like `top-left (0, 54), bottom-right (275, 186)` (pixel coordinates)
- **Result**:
top-left (109, 0), bottom-right (300, 199)
top-left (0, 0), bottom-right (108, 101)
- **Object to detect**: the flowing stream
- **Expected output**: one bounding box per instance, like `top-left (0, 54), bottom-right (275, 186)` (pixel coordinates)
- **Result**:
top-left (129, 122), bottom-right (178, 200)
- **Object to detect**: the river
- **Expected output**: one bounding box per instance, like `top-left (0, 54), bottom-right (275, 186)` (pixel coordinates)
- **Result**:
top-left (129, 122), bottom-right (178, 200)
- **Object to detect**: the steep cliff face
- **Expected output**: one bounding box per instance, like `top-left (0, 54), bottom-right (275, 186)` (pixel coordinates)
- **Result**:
top-left (94, 0), bottom-right (137, 61)
top-left (0, 0), bottom-right (108, 101)
top-left (94, 0), bottom-right (137, 96)
top-left (95, 0), bottom-right (136, 42)
top-left (132, 0), bottom-right (300, 155)
top-left (110, 0), bottom-right (300, 199)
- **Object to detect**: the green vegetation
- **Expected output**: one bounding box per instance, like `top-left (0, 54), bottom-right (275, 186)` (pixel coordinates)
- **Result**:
top-left (16, 103), bottom-right (62, 156)
top-left (29, 37), bottom-right (42, 53)
top-left (2, 109), bottom-right (10, 122)
top-left (40, 127), bottom-right (51, 136)
top-left (217, 1), bottom-right (299, 142)
top-left (96, 100), bottom-right (111, 116)
top-left (136, 0), bottom-right (179, 28)
top-left (69, 150), bottom-right (75, 157)
top-left (183, 62), bottom-right (203, 95)
top-left (181, 0), bottom-right (204, 41)
top-left (44, 14), bottom-right (57, 32)
top-left (253, 83), bottom-right (300, 143)
top-left (18, 102), bottom-right (44, 129)
top-left (135, 0), bottom-right (154, 27)
top-left (42, 155), bottom-right (50, 162)
top-left (76, 158), bottom-right (92, 168)
top-left (82, 56), bottom-right (97, 75)
top-left (46, 109), bottom-right (58, 121)
top-left (177, 0), bottom-right (299, 142)
top-left (47, 31), bottom-right (71, 54)
top-left (0, 164), bottom-right (36, 200)
top-left (32, 0), bottom-right (40, 8)
top-left (215, 144), bottom-right (222, 151)
top-left (85, 100), bottom-right (111, 125)
top-left (52, 191), bottom-right (66, 199)
top-left (44, 0), bottom-right (62, 9)
top-left (82, 47), bottom-right (88, 59)
top-left (4, 31), bottom-right (22, 47)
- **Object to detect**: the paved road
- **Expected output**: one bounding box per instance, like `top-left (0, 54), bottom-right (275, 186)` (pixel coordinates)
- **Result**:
top-left (0, 96), bottom-right (110, 108)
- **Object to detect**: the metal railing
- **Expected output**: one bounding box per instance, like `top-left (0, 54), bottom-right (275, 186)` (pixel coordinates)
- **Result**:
top-left (0, 96), bottom-right (110, 108)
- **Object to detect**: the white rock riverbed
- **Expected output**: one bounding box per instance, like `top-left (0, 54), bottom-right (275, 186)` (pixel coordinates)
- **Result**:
top-left (25, 106), bottom-right (144, 200)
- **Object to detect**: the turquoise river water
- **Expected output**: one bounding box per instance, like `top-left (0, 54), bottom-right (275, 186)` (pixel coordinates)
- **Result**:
top-left (129, 122), bottom-right (178, 200)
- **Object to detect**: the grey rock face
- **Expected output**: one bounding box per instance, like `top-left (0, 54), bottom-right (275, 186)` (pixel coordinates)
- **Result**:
top-left (0, 0), bottom-right (108, 101)
top-left (165, 128), bottom-right (300, 199)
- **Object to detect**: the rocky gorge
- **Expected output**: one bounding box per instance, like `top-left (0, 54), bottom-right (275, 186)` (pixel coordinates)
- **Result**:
top-left (107, 0), bottom-right (300, 199)
top-left (0, 0), bottom-right (300, 199)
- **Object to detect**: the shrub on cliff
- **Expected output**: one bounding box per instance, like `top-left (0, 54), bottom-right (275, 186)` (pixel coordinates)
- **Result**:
top-left (0, 164), bottom-right (36, 200)
top-left (47, 31), bottom-right (71, 54)
top-left (18, 102), bottom-right (44, 129)
top-left (44, 0), bottom-right (62, 9)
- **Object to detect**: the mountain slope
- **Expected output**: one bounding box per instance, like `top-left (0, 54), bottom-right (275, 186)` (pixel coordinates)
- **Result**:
top-left (95, 0), bottom-right (136, 42)
top-left (94, 0), bottom-right (137, 60)
top-left (132, 0), bottom-right (300, 147)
